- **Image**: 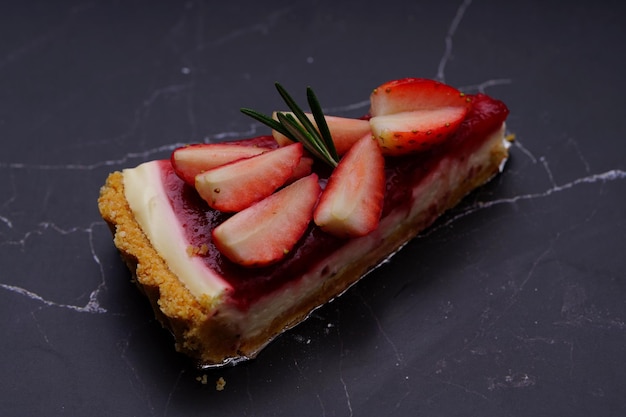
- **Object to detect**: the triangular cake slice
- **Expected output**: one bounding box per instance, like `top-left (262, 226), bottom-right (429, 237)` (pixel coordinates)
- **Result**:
top-left (98, 78), bottom-right (510, 367)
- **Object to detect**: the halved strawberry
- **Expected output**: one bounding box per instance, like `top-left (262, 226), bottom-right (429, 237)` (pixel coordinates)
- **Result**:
top-left (370, 106), bottom-right (467, 155)
top-left (213, 174), bottom-right (321, 267)
top-left (369, 78), bottom-right (470, 155)
top-left (172, 143), bottom-right (270, 186)
top-left (313, 135), bottom-right (385, 238)
top-left (195, 143), bottom-right (303, 212)
top-left (272, 112), bottom-right (371, 155)
top-left (369, 77), bottom-right (471, 116)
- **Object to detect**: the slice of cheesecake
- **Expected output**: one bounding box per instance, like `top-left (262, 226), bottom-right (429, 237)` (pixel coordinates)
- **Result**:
top-left (98, 79), bottom-right (510, 367)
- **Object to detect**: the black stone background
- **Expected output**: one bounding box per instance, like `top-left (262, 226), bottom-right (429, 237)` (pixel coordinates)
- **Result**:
top-left (1, 1), bottom-right (625, 416)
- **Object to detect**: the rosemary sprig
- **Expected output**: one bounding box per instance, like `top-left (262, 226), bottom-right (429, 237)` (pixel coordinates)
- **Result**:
top-left (240, 83), bottom-right (339, 167)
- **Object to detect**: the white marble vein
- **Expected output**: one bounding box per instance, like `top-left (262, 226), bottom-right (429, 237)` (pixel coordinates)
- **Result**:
top-left (436, 0), bottom-right (473, 83)
top-left (1, 221), bottom-right (108, 313)
top-left (337, 330), bottom-right (354, 417)
top-left (356, 292), bottom-right (405, 367)
top-left (292, 358), bottom-right (328, 417)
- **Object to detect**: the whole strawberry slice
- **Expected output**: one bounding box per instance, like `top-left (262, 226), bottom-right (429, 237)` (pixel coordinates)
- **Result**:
top-left (213, 174), bottom-right (321, 267)
top-left (369, 78), bottom-right (470, 155)
top-left (272, 112), bottom-right (371, 156)
top-left (195, 142), bottom-right (303, 212)
top-left (172, 143), bottom-right (270, 186)
top-left (369, 77), bottom-right (471, 116)
top-left (314, 135), bottom-right (385, 238)
top-left (370, 107), bottom-right (467, 155)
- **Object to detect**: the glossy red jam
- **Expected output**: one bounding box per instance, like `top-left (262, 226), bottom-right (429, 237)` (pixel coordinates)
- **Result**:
top-left (160, 94), bottom-right (508, 309)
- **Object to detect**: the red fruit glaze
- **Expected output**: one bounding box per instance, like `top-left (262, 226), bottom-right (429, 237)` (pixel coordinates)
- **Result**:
top-left (455, 93), bottom-right (509, 140)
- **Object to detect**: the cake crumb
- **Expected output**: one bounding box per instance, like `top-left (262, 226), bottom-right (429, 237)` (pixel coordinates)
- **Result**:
top-left (187, 244), bottom-right (209, 257)
top-left (216, 376), bottom-right (226, 391)
top-left (196, 374), bottom-right (208, 385)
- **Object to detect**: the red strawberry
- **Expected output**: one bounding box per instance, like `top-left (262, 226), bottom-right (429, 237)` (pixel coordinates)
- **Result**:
top-left (287, 156), bottom-right (314, 184)
top-left (456, 93), bottom-right (510, 140)
top-left (172, 143), bottom-right (270, 186)
top-left (314, 135), bottom-right (385, 238)
top-left (213, 174), bottom-right (321, 267)
top-left (195, 142), bottom-right (303, 212)
top-left (369, 77), bottom-right (471, 116)
top-left (272, 112), bottom-right (371, 155)
top-left (369, 78), bottom-right (470, 155)
top-left (369, 107), bottom-right (467, 155)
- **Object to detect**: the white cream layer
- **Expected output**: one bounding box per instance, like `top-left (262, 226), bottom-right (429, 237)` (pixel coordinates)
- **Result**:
top-left (123, 161), bottom-right (231, 300)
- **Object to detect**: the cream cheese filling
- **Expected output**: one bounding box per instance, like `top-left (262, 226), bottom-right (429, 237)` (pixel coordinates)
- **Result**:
top-left (123, 161), bottom-right (231, 300)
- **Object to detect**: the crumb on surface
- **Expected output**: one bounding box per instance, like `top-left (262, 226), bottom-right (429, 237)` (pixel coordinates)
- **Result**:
top-left (194, 374), bottom-right (225, 390)
top-left (196, 374), bottom-right (208, 385)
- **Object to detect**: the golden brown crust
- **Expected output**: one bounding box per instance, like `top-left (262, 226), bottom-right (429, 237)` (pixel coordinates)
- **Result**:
top-left (98, 132), bottom-right (509, 367)
top-left (99, 172), bottom-right (230, 362)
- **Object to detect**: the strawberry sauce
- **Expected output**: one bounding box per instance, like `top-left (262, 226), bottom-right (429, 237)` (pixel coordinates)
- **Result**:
top-left (159, 94), bottom-right (508, 310)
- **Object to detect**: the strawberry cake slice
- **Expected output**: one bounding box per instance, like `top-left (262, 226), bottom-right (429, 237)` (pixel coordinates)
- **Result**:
top-left (98, 78), bottom-right (511, 367)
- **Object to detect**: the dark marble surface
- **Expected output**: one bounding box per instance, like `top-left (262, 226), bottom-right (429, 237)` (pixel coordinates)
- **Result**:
top-left (1, 0), bottom-right (625, 415)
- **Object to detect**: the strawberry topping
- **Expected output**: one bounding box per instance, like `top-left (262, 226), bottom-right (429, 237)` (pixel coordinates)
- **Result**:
top-left (172, 143), bottom-right (270, 186)
top-left (369, 77), bottom-right (471, 115)
top-left (369, 78), bottom-right (471, 155)
top-left (314, 135), bottom-right (385, 237)
top-left (167, 78), bottom-right (509, 269)
top-left (272, 112), bottom-right (371, 156)
top-left (370, 106), bottom-right (468, 155)
top-left (212, 174), bottom-right (321, 267)
top-left (195, 142), bottom-right (303, 212)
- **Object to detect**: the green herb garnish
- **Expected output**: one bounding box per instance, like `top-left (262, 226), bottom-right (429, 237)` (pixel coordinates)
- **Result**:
top-left (241, 83), bottom-right (340, 167)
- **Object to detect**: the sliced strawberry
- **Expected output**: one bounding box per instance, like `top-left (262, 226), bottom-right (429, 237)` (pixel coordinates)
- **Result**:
top-left (368, 78), bottom-right (471, 155)
top-left (213, 174), bottom-right (321, 267)
top-left (370, 106), bottom-right (467, 155)
top-left (172, 143), bottom-right (270, 186)
top-left (286, 156), bottom-right (314, 184)
top-left (195, 142), bottom-right (303, 212)
top-left (369, 77), bottom-right (471, 116)
top-left (272, 112), bottom-right (371, 155)
top-left (314, 135), bottom-right (385, 238)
